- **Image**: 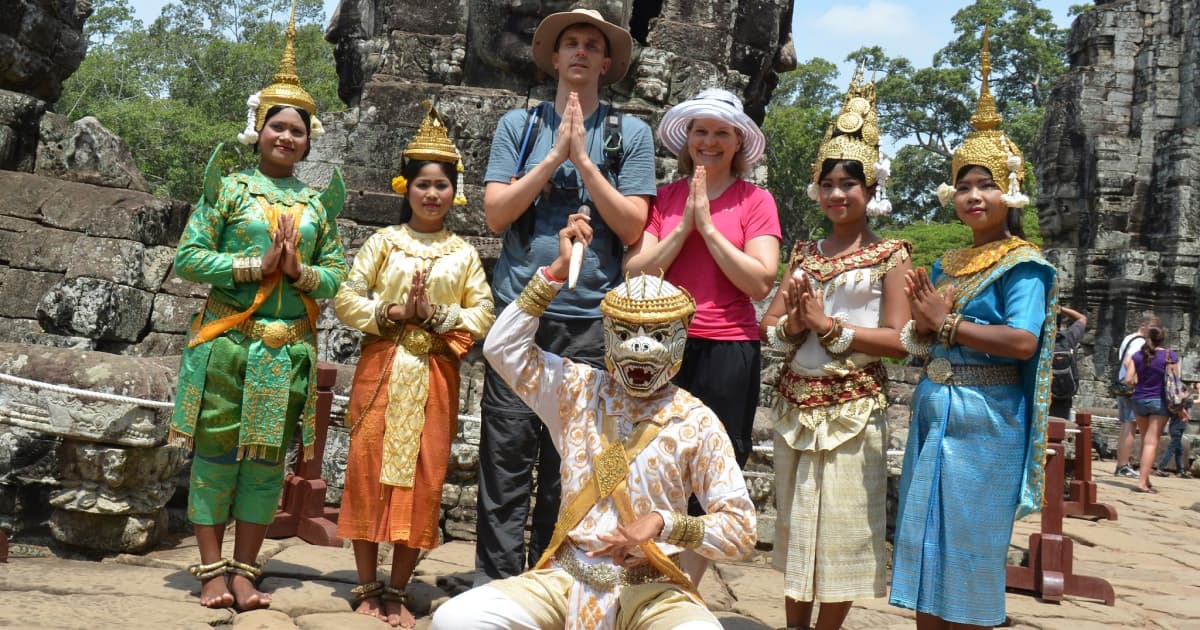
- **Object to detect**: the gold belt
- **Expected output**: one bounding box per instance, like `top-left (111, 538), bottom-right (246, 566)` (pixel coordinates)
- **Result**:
top-left (398, 326), bottom-right (450, 357)
top-left (554, 544), bottom-right (674, 591)
top-left (925, 358), bottom-right (1020, 386)
top-left (777, 362), bottom-right (886, 409)
top-left (205, 299), bottom-right (312, 349)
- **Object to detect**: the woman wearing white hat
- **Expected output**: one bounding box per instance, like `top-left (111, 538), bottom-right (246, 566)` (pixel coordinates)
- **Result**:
top-left (625, 87), bottom-right (781, 583)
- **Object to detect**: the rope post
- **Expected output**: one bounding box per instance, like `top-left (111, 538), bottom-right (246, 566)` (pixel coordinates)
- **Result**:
top-left (1064, 412), bottom-right (1118, 520)
top-left (1006, 418), bottom-right (1115, 605)
top-left (268, 362), bottom-right (341, 546)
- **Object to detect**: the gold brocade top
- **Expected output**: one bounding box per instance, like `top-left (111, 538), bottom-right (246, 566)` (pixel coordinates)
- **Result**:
top-left (334, 224), bottom-right (494, 486)
top-left (775, 238), bottom-right (910, 452)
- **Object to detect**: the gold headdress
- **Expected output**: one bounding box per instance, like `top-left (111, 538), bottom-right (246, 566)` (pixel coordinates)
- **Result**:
top-left (937, 23), bottom-right (1029, 208)
top-left (391, 101), bottom-right (467, 206)
top-left (600, 275), bottom-right (696, 326)
top-left (237, 0), bottom-right (324, 145)
top-left (808, 66), bottom-right (892, 215)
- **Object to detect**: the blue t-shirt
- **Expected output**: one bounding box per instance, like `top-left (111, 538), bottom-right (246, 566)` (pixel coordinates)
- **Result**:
top-left (484, 104), bottom-right (657, 320)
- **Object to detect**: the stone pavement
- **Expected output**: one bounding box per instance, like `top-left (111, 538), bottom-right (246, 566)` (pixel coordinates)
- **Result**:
top-left (1, 473), bottom-right (1197, 630)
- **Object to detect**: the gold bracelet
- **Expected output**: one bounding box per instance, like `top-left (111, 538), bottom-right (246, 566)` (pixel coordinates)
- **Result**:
top-left (946, 313), bottom-right (964, 347)
top-left (375, 301), bottom-right (402, 337)
top-left (292, 264), bottom-right (321, 293)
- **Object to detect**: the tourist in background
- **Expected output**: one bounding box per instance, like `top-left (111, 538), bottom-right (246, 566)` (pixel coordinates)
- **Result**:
top-left (333, 103), bottom-right (494, 627)
top-left (1154, 382), bottom-right (1194, 478)
top-left (759, 72), bottom-right (910, 630)
top-left (890, 27), bottom-right (1059, 629)
top-left (1048, 305), bottom-right (1087, 421)
top-left (624, 87), bottom-right (780, 585)
top-left (1121, 325), bottom-right (1179, 493)
top-left (170, 11), bottom-right (347, 611)
top-left (1113, 314), bottom-right (1158, 477)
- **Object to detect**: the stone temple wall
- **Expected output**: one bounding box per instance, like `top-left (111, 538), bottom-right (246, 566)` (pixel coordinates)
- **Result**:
top-left (1037, 0), bottom-right (1200, 409)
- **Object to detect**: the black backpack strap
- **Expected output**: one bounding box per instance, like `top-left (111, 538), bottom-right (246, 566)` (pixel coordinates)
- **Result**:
top-left (511, 102), bottom-right (548, 250)
top-left (602, 104), bottom-right (623, 179)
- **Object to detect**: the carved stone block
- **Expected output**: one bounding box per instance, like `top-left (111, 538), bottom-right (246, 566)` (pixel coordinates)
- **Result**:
top-left (36, 276), bottom-right (154, 342)
top-left (150, 292), bottom-right (203, 335)
top-left (49, 441), bottom-right (186, 515)
top-left (49, 508), bottom-right (168, 553)
top-left (0, 268), bottom-right (63, 319)
top-left (35, 113), bottom-right (151, 192)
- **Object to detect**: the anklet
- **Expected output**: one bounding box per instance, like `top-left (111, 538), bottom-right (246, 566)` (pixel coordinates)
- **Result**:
top-left (188, 558), bottom-right (229, 581)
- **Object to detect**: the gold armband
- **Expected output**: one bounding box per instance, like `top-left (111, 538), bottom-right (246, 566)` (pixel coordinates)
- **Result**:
top-left (665, 512), bottom-right (705, 549)
top-left (515, 269), bottom-right (559, 318)
top-left (232, 257), bottom-right (263, 283)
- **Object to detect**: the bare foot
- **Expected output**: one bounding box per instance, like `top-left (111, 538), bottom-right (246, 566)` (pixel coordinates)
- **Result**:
top-left (199, 574), bottom-right (233, 609)
top-left (354, 595), bottom-right (384, 620)
top-left (229, 572), bottom-right (272, 610)
top-left (382, 599), bottom-right (415, 628)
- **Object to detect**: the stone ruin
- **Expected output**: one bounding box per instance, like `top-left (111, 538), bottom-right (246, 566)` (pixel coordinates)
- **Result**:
top-left (3, 0), bottom-right (1198, 556)
top-left (1037, 0), bottom-right (1200, 463)
top-left (0, 0), bottom-right (797, 552)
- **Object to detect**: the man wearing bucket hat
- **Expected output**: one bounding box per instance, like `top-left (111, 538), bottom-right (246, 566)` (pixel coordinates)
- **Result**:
top-left (476, 7), bottom-right (658, 584)
top-left (625, 87), bottom-right (780, 585)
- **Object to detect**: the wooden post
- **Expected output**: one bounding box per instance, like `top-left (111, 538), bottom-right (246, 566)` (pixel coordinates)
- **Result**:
top-left (1064, 412), bottom-right (1118, 520)
top-left (0, 528), bottom-right (7, 563)
top-left (267, 362), bottom-right (342, 546)
top-left (1006, 418), bottom-right (1115, 605)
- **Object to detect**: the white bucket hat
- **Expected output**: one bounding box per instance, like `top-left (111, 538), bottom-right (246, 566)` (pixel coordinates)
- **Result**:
top-left (657, 88), bottom-right (766, 166)
top-left (531, 9), bottom-right (633, 86)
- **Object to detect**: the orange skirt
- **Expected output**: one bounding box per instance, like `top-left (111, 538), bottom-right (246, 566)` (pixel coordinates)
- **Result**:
top-left (335, 330), bottom-right (470, 548)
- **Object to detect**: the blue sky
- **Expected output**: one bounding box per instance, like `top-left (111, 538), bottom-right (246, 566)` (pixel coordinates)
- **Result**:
top-left (793, 0), bottom-right (1079, 81)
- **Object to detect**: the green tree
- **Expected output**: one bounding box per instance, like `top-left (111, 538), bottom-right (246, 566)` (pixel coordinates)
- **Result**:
top-left (57, 0), bottom-right (341, 202)
top-left (762, 57), bottom-right (841, 247)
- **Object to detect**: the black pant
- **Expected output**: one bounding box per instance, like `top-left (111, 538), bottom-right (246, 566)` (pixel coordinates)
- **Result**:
top-left (1049, 398), bottom-right (1073, 421)
top-left (475, 315), bottom-right (605, 582)
top-left (673, 337), bottom-right (761, 515)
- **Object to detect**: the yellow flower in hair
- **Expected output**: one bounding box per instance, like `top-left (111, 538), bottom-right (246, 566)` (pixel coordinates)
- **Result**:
top-left (392, 175), bottom-right (408, 195)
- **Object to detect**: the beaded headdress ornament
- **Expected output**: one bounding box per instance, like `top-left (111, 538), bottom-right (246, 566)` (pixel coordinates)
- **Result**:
top-left (390, 101), bottom-right (467, 206)
top-left (807, 66), bottom-right (892, 216)
top-left (600, 275), bottom-right (696, 397)
top-left (936, 23), bottom-right (1030, 209)
top-left (237, 0), bottom-right (324, 145)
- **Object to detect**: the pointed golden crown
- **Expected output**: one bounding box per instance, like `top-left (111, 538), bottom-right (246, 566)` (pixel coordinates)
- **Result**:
top-left (254, 0), bottom-right (318, 130)
top-left (404, 101), bottom-right (462, 164)
top-left (812, 65), bottom-right (882, 185)
top-left (601, 275), bottom-right (696, 326)
top-left (950, 22), bottom-right (1025, 193)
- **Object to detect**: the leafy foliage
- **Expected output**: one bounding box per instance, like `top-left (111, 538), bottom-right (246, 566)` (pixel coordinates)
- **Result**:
top-left (57, 0), bottom-right (341, 202)
top-left (763, 0), bottom-right (1067, 239)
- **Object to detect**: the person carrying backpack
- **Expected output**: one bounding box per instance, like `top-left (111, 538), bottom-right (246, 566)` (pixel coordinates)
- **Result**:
top-left (1113, 314), bottom-right (1159, 477)
top-left (1049, 306), bottom-right (1087, 420)
top-left (473, 8), bottom-right (657, 584)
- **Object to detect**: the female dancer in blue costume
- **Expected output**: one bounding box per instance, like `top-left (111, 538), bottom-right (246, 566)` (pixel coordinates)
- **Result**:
top-left (889, 26), bottom-right (1057, 629)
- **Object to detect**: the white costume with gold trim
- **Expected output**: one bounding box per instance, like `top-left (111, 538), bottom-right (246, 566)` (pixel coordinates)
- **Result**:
top-left (434, 279), bottom-right (756, 630)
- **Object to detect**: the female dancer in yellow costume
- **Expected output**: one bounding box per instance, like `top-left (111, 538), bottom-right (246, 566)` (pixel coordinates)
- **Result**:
top-left (334, 103), bottom-right (494, 627)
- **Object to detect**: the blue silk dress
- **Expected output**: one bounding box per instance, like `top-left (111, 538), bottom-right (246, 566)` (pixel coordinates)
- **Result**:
top-left (889, 240), bottom-right (1057, 626)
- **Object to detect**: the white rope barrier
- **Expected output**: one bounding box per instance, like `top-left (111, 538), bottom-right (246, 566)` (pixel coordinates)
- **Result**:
top-left (0, 372), bottom-right (175, 409)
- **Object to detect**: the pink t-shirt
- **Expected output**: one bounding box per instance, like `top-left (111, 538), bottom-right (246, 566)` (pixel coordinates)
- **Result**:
top-left (645, 178), bottom-right (781, 340)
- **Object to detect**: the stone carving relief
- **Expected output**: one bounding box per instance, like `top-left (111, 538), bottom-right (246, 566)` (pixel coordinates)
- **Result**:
top-left (0, 388), bottom-right (166, 447)
top-left (633, 47), bottom-right (672, 103)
